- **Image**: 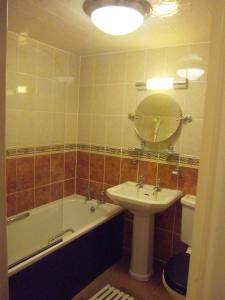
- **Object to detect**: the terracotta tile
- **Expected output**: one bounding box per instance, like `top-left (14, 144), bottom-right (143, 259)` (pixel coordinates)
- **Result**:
top-left (76, 151), bottom-right (90, 179)
top-left (174, 201), bottom-right (182, 234)
top-left (157, 163), bottom-right (177, 189)
top-left (35, 185), bottom-right (51, 207)
top-left (138, 160), bottom-right (157, 185)
top-left (155, 204), bottom-right (176, 232)
top-left (154, 229), bottom-right (173, 262)
top-left (172, 233), bottom-right (188, 256)
top-left (90, 153), bottom-right (104, 182)
top-left (65, 151), bottom-right (76, 180)
top-left (51, 182), bottom-right (63, 202)
top-left (7, 194), bottom-right (17, 217)
top-left (64, 179), bottom-right (75, 197)
top-left (51, 153), bottom-right (65, 183)
top-left (120, 158), bottom-right (138, 183)
top-left (35, 154), bottom-right (50, 187)
top-left (17, 157), bottom-right (34, 191)
top-left (178, 166), bottom-right (198, 195)
top-left (90, 181), bottom-right (103, 200)
top-left (104, 155), bottom-right (121, 185)
top-left (76, 178), bottom-right (89, 196)
top-left (17, 189), bottom-right (34, 213)
top-left (6, 158), bottom-right (17, 194)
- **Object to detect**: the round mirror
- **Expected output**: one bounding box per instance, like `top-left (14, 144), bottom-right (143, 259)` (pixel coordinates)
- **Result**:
top-left (134, 93), bottom-right (182, 143)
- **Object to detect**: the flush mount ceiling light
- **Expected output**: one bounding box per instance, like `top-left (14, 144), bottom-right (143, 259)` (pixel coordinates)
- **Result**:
top-left (152, 0), bottom-right (178, 17)
top-left (83, 0), bottom-right (152, 35)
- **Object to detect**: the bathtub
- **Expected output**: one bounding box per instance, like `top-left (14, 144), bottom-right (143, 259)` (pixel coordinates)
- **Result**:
top-left (8, 194), bottom-right (123, 275)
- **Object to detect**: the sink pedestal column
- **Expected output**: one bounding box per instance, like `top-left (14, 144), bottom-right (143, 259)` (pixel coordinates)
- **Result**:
top-left (129, 213), bottom-right (154, 281)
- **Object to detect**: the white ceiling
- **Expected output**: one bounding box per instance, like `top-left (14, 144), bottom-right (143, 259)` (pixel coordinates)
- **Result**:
top-left (8, 0), bottom-right (212, 55)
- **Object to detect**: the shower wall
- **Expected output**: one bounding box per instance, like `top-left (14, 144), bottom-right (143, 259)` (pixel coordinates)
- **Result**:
top-left (76, 42), bottom-right (209, 263)
top-left (6, 32), bottom-right (80, 217)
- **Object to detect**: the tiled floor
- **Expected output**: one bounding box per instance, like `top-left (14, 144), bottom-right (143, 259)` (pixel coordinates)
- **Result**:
top-left (72, 260), bottom-right (173, 300)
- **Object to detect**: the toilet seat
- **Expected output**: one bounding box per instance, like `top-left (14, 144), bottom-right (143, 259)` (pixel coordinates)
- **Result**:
top-left (163, 252), bottom-right (190, 296)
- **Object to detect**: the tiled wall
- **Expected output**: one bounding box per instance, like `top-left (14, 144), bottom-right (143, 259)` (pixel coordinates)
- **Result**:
top-left (6, 32), bottom-right (207, 263)
top-left (76, 43), bottom-right (208, 263)
top-left (6, 32), bottom-right (80, 217)
top-left (6, 151), bottom-right (76, 217)
top-left (78, 43), bottom-right (209, 157)
top-left (76, 150), bottom-right (198, 263)
top-left (6, 31), bottom-right (80, 149)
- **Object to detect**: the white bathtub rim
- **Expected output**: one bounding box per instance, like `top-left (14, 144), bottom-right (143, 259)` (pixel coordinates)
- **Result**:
top-left (8, 194), bottom-right (123, 277)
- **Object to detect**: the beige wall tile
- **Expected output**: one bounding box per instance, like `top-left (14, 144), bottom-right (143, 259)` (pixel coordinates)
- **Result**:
top-left (18, 38), bottom-right (37, 75)
top-left (80, 56), bottom-right (95, 86)
top-left (69, 53), bottom-right (80, 82)
top-left (53, 81), bottom-right (65, 113)
top-left (65, 81), bottom-right (79, 113)
top-left (37, 43), bottom-right (54, 78)
top-left (185, 82), bottom-right (206, 119)
top-left (6, 110), bottom-right (17, 148)
top-left (16, 110), bottom-right (35, 147)
top-left (51, 113), bottom-right (65, 145)
top-left (6, 71), bottom-right (17, 110)
top-left (7, 32), bottom-right (18, 72)
top-left (54, 49), bottom-right (69, 78)
top-left (16, 73), bottom-right (36, 111)
top-left (165, 45), bottom-right (189, 78)
top-left (126, 50), bottom-right (146, 83)
top-left (6, 32), bottom-right (80, 150)
top-left (78, 114), bottom-right (91, 145)
top-left (181, 119), bottom-right (203, 157)
top-left (92, 85), bottom-right (108, 115)
top-left (91, 115), bottom-right (106, 146)
top-left (94, 55), bottom-right (110, 85)
top-left (107, 84), bottom-right (125, 115)
top-left (106, 115), bottom-right (123, 148)
top-left (34, 111), bottom-right (52, 146)
top-left (36, 78), bottom-right (53, 111)
top-left (79, 86), bottom-right (93, 114)
top-left (109, 53), bottom-right (126, 84)
top-left (146, 48), bottom-right (166, 79)
top-left (122, 117), bottom-right (139, 148)
top-left (65, 114), bottom-right (77, 144)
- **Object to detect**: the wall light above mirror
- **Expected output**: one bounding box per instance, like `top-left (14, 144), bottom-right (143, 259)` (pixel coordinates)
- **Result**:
top-left (136, 77), bottom-right (188, 91)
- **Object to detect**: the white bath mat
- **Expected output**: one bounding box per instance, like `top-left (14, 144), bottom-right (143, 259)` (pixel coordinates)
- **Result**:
top-left (88, 284), bottom-right (137, 300)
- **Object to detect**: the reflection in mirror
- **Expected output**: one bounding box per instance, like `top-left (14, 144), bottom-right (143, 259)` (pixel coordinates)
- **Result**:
top-left (134, 93), bottom-right (182, 143)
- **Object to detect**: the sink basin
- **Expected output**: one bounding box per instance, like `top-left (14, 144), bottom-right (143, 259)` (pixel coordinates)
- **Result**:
top-left (107, 181), bottom-right (182, 282)
top-left (107, 181), bottom-right (182, 215)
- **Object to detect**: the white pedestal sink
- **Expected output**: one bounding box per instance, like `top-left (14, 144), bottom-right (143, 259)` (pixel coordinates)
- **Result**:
top-left (107, 181), bottom-right (182, 281)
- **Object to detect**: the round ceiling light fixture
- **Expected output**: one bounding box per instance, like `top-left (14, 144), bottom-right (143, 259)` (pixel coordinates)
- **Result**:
top-left (83, 0), bottom-right (152, 36)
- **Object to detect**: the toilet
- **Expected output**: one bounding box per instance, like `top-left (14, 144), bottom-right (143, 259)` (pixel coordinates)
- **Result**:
top-left (162, 195), bottom-right (196, 300)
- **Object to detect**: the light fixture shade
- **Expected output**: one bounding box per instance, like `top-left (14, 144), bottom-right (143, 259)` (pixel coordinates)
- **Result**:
top-left (83, 0), bottom-right (151, 35)
top-left (152, 1), bottom-right (178, 17)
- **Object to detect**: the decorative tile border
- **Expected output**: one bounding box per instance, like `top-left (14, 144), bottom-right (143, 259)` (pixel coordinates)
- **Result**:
top-left (6, 144), bottom-right (200, 167)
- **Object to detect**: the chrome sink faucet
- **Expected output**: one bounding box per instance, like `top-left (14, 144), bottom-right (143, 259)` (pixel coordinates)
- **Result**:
top-left (85, 190), bottom-right (92, 202)
top-left (153, 178), bottom-right (161, 192)
top-left (137, 176), bottom-right (144, 189)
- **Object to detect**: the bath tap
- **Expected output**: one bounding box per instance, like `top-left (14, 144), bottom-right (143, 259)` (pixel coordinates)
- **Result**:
top-left (98, 191), bottom-right (106, 205)
top-left (85, 190), bottom-right (92, 202)
top-left (137, 176), bottom-right (144, 189)
top-left (153, 178), bottom-right (161, 193)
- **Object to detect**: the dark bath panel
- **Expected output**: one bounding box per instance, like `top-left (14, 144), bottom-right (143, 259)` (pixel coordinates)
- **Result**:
top-left (9, 213), bottom-right (124, 300)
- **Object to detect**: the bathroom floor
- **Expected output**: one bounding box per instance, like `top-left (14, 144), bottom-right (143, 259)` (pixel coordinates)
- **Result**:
top-left (72, 260), bottom-right (173, 300)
